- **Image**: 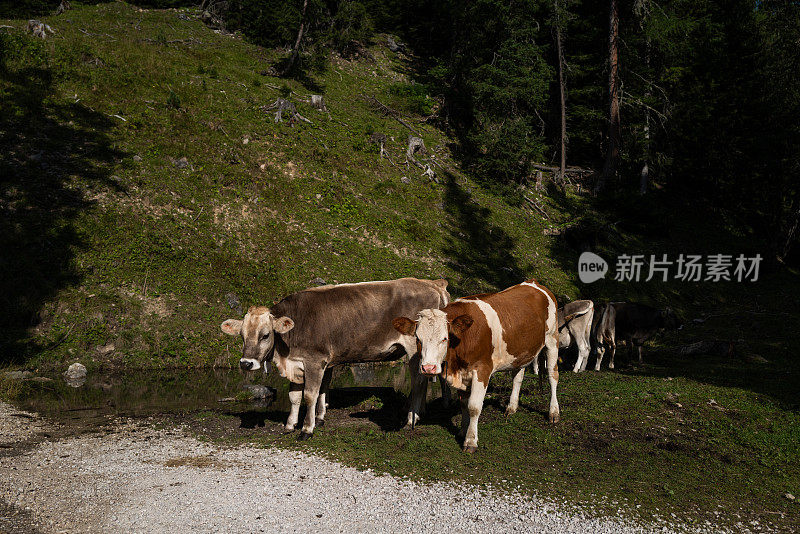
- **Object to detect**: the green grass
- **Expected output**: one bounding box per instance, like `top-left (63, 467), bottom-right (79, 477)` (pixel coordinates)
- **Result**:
top-left (1, 3), bottom-right (799, 531)
top-left (1, 3), bottom-right (577, 369)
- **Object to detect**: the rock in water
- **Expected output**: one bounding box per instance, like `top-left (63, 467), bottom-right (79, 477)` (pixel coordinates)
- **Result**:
top-left (242, 384), bottom-right (273, 401)
top-left (64, 363), bottom-right (87, 380)
top-left (63, 363), bottom-right (87, 388)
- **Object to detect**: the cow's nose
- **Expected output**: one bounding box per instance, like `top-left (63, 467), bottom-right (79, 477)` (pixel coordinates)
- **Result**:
top-left (421, 364), bottom-right (438, 375)
top-left (239, 359), bottom-right (253, 371)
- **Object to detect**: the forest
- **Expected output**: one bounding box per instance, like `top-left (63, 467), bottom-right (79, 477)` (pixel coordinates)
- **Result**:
top-left (204, 0), bottom-right (800, 263)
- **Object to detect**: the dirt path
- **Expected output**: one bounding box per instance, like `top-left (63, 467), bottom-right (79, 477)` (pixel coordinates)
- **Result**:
top-left (0, 401), bottom-right (702, 533)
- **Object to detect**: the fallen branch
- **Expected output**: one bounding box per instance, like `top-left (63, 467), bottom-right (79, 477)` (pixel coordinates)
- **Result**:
top-left (531, 163), bottom-right (593, 174)
top-left (524, 195), bottom-right (551, 220)
top-left (362, 94), bottom-right (421, 136)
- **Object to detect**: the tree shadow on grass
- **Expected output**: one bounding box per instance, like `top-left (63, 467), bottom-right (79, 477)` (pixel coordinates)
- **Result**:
top-left (441, 171), bottom-right (526, 296)
top-left (0, 43), bottom-right (125, 364)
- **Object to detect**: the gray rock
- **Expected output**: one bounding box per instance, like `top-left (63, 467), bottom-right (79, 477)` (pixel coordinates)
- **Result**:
top-left (242, 384), bottom-right (273, 400)
top-left (310, 277), bottom-right (327, 286)
top-left (133, 155), bottom-right (142, 162)
top-left (171, 156), bottom-right (190, 169)
top-left (785, 492), bottom-right (796, 501)
top-left (400, 176), bottom-right (410, 184)
top-left (225, 293), bottom-right (242, 315)
top-left (64, 363), bottom-right (87, 380)
top-left (64, 363), bottom-right (87, 387)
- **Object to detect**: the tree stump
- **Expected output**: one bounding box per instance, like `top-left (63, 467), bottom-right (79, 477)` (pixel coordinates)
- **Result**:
top-left (264, 98), bottom-right (311, 124)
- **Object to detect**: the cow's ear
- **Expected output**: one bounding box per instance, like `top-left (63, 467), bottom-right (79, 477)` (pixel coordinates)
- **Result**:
top-left (221, 319), bottom-right (242, 336)
top-left (450, 314), bottom-right (473, 335)
top-left (273, 316), bottom-right (295, 334)
top-left (392, 317), bottom-right (417, 336)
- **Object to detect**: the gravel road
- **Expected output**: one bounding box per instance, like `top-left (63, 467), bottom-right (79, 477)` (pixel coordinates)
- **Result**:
top-left (0, 401), bottom-right (708, 533)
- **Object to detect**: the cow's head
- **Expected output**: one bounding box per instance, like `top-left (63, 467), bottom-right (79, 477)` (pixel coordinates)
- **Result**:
top-left (392, 309), bottom-right (472, 375)
top-left (220, 306), bottom-right (294, 372)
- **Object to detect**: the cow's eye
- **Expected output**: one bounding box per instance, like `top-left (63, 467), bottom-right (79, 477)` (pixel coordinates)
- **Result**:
top-left (441, 338), bottom-right (447, 344)
top-left (261, 332), bottom-right (270, 341)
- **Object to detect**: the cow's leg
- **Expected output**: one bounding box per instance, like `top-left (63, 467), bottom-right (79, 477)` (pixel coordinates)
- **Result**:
top-left (574, 336), bottom-right (590, 373)
top-left (607, 334), bottom-right (617, 370)
top-left (314, 367), bottom-right (333, 427)
top-left (594, 345), bottom-right (605, 371)
top-left (545, 334), bottom-right (560, 423)
top-left (463, 376), bottom-right (488, 453)
top-left (406, 353), bottom-right (429, 427)
top-left (298, 363), bottom-right (326, 440)
top-left (458, 389), bottom-right (469, 439)
top-left (505, 367), bottom-right (525, 417)
top-left (285, 381), bottom-right (303, 431)
top-left (637, 343), bottom-right (644, 364)
top-left (438, 375), bottom-right (451, 409)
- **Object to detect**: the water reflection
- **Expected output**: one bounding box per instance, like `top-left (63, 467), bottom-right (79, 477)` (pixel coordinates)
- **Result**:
top-left (9, 362), bottom-right (444, 430)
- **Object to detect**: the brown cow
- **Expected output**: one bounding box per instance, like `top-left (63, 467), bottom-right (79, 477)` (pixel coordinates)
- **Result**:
top-left (221, 278), bottom-right (451, 439)
top-left (393, 279), bottom-right (560, 453)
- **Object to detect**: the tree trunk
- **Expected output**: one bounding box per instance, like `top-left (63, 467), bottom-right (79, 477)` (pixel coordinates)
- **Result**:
top-left (554, 0), bottom-right (567, 187)
top-left (640, 46), bottom-right (651, 195)
top-left (595, 0), bottom-right (621, 195)
top-left (283, 0), bottom-right (309, 75)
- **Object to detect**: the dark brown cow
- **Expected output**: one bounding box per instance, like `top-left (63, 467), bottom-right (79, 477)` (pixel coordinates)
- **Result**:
top-left (594, 301), bottom-right (679, 369)
top-left (221, 278), bottom-right (450, 439)
top-left (393, 279), bottom-right (560, 453)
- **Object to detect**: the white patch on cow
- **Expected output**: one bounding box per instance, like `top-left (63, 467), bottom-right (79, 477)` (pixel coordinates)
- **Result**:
top-left (414, 308), bottom-right (449, 374)
top-left (521, 281), bottom-right (557, 334)
top-left (460, 298), bottom-right (514, 372)
top-left (274, 355), bottom-right (305, 383)
top-left (239, 358), bottom-right (261, 371)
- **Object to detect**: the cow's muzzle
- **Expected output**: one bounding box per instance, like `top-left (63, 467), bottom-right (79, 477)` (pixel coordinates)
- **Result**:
top-left (421, 364), bottom-right (439, 375)
top-left (239, 358), bottom-right (261, 371)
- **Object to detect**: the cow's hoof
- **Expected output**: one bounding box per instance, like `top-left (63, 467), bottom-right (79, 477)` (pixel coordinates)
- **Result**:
top-left (504, 406), bottom-right (517, 418)
top-left (549, 412), bottom-right (560, 424)
top-left (297, 431), bottom-right (313, 441)
top-left (462, 445), bottom-right (478, 454)
top-left (315, 418), bottom-right (325, 428)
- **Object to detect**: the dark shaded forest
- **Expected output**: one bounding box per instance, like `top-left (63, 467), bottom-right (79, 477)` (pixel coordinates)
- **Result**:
top-left (5, 0), bottom-right (799, 265)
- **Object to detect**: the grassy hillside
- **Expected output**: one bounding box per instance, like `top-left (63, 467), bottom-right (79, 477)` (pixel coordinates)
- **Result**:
top-left (1, 2), bottom-right (583, 369)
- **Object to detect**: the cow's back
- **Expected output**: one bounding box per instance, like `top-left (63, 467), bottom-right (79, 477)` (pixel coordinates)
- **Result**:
top-left (614, 302), bottom-right (661, 340)
top-left (446, 280), bottom-right (556, 381)
top-left (274, 278), bottom-right (448, 362)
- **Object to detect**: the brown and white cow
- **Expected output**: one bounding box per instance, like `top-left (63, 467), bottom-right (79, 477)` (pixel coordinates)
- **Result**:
top-left (393, 279), bottom-right (560, 453)
top-left (221, 278), bottom-right (450, 439)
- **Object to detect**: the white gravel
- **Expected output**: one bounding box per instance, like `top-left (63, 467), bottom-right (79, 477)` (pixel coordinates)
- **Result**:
top-left (0, 402), bottom-right (713, 533)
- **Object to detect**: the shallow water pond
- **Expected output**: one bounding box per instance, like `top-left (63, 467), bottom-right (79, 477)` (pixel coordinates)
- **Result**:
top-left (7, 362), bottom-right (446, 431)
